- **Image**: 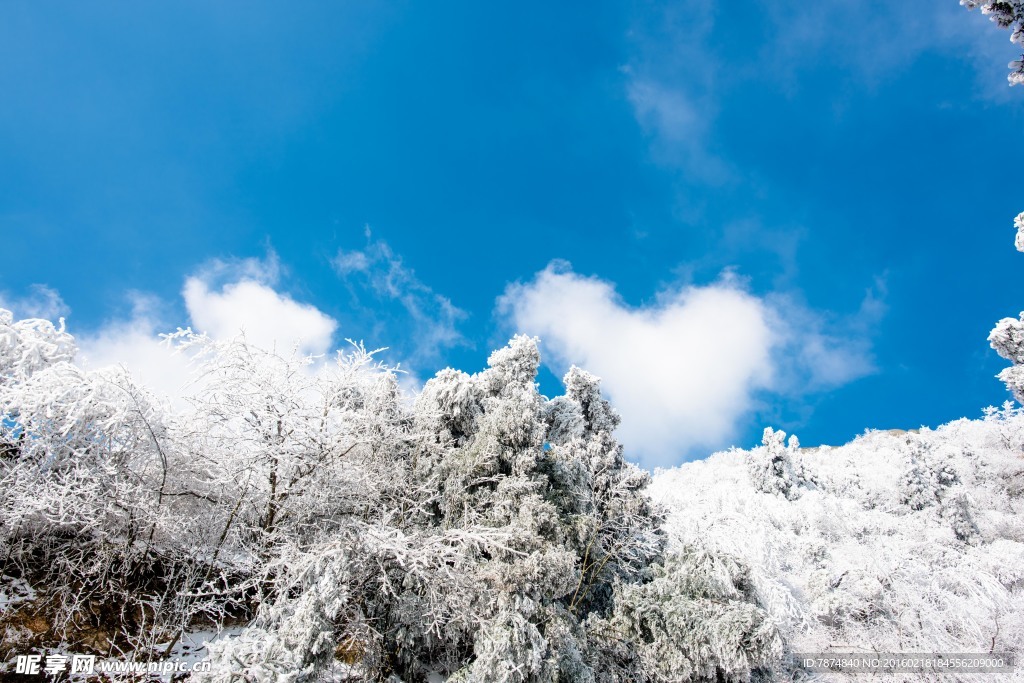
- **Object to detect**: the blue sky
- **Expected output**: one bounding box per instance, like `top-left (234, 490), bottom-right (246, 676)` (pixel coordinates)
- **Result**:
top-left (1, 1), bottom-right (1022, 467)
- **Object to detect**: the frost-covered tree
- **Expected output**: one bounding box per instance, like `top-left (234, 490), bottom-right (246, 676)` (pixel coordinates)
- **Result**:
top-left (989, 313), bottom-right (1024, 401)
top-left (586, 545), bottom-right (782, 683)
top-left (746, 427), bottom-right (801, 500)
top-left (542, 365), bottom-right (664, 618)
top-left (0, 310), bottom-right (75, 381)
top-left (1, 311), bottom-right (786, 681)
top-left (962, 0), bottom-right (1024, 84)
top-left (190, 335), bottom-right (783, 683)
top-left (651, 420), bottom-right (1024, 680)
top-left (0, 311), bottom-right (418, 661)
top-left (899, 437), bottom-right (959, 512)
top-left (944, 490), bottom-right (980, 544)
top-left (0, 309), bottom-right (200, 653)
top-left (199, 336), bottom-right (673, 682)
top-left (989, 211), bottom-right (1024, 403)
top-left (900, 457), bottom-right (937, 511)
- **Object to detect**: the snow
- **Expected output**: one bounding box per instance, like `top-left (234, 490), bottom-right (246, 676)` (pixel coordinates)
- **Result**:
top-left (164, 626), bottom-right (246, 670)
top-left (0, 575), bottom-right (35, 613)
top-left (651, 413), bottom-right (1024, 681)
top-left (4, 301), bottom-right (1024, 681)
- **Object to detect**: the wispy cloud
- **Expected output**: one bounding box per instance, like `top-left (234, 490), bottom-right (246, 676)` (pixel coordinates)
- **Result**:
top-left (756, 0), bottom-right (1020, 98)
top-left (622, 0), bottom-right (1019, 184)
top-left (0, 284), bottom-right (70, 321)
top-left (331, 228), bottom-right (467, 366)
top-left (765, 276), bottom-right (886, 392)
top-left (626, 78), bottom-right (730, 183)
top-left (498, 263), bottom-right (882, 467)
top-left (623, 3), bottom-right (728, 183)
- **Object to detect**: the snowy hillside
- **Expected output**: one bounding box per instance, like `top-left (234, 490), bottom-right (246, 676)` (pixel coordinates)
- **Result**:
top-left (2, 303), bottom-right (1023, 681)
top-left (651, 416), bottom-right (1024, 681)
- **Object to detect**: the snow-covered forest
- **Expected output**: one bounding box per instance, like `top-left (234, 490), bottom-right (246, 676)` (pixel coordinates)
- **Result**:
top-left (653, 419), bottom-right (1024, 681)
top-left (0, 312), bottom-right (774, 681)
top-left (2, 2), bottom-right (1024, 682)
top-left (2, 276), bottom-right (1023, 681)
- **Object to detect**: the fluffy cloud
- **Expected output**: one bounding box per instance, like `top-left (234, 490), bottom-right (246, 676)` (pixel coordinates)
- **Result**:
top-left (76, 254), bottom-right (339, 400)
top-left (47, 242), bottom-right (458, 402)
top-left (183, 278), bottom-right (336, 357)
top-left (498, 263), bottom-right (879, 466)
top-left (77, 293), bottom-right (194, 400)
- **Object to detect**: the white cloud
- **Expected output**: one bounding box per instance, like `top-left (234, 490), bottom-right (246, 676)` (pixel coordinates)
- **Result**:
top-left (76, 253), bottom-right (339, 401)
top-left (627, 80), bottom-right (702, 144)
top-left (766, 278), bottom-right (885, 392)
top-left (183, 278), bottom-right (337, 357)
top-left (77, 293), bottom-right (193, 401)
top-left (0, 284), bottom-right (70, 321)
top-left (178, 251), bottom-right (336, 358)
top-left (22, 247), bottom-right (457, 404)
top-left (498, 263), bottom-right (879, 467)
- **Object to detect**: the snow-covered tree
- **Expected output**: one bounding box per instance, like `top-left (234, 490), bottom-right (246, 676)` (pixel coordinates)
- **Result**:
top-left (989, 312), bottom-right (1024, 401)
top-left (899, 437), bottom-right (959, 512)
top-left (197, 337), bottom-right (672, 682)
top-left (0, 309), bottom-right (199, 654)
top-left (944, 490), bottom-right (980, 544)
top-left (989, 211), bottom-right (1024, 403)
top-left (542, 365), bottom-right (664, 618)
top-left (0, 309), bottom-right (75, 381)
top-left (0, 310), bottom-right (800, 681)
top-left (588, 545), bottom-right (782, 683)
top-left (651, 419), bottom-right (1024, 681)
top-left (178, 334), bottom-right (786, 682)
top-left (746, 427), bottom-right (801, 500)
